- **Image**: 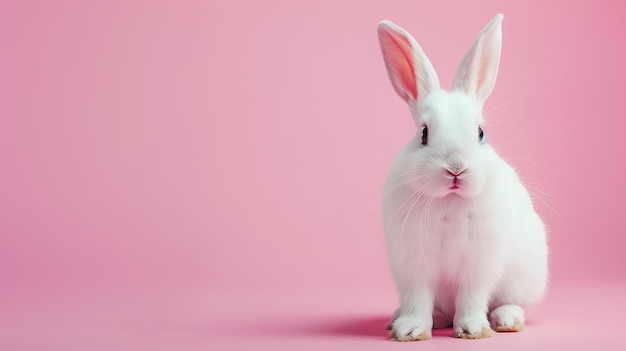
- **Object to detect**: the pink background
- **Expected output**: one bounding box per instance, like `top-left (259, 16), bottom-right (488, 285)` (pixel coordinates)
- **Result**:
top-left (1, 1), bottom-right (625, 350)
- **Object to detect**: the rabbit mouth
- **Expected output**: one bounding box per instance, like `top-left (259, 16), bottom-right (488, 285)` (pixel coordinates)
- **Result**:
top-left (449, 176), bottom-right (461, 190)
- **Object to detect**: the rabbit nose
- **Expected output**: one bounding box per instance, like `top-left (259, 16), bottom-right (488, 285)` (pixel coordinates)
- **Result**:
top-left (445, 162), bottom-right (466, 176)
top-left (446, 168), bottom-right (466, 176)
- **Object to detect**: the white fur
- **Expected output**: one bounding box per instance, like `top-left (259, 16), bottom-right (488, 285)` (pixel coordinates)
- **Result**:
top-left (377, 14), bottom-right (548, 340)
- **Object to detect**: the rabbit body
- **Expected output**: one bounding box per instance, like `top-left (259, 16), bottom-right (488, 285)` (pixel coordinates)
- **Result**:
top-left (378, 15), bottom-right (548, 340)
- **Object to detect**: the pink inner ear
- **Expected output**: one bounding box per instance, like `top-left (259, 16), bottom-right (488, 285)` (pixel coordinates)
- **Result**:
top-left (475, 41), bottom-right (491, 96)
top-left (381, 29), bottom-right (417, 101)
top-left (476, 56), bottom-right (488, 94)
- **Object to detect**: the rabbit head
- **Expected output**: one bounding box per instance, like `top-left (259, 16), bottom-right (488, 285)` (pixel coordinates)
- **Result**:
top-left (378, 14), bottom-right (504, 198)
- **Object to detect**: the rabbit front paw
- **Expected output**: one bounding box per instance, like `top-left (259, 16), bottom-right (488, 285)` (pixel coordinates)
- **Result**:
top-left (391, 315), bottom-right (433, 341)
top-left (454, 315), bottom-right (494, 339)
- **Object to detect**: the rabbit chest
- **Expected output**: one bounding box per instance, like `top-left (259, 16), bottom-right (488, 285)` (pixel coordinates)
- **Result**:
top-left (424, 197), bottom-right (501, 277)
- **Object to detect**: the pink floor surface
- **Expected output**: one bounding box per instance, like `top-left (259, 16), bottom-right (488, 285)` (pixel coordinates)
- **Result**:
top-left (3, 282), bottom-right (625, 350)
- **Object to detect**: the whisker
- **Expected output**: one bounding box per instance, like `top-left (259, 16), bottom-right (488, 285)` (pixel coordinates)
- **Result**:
top-left (491, 137), bottom-right (521, 151)
top-left (502, 157), bottom-right (540, 167)
top-left (522, 181), bottom-right (559, 216)
top-left (521, 180), bottom-right (553, 185)
top-left (389, 165), bottom-right (429, 174)
top-left (392, 190), bottom-right (422, 263)
top-left (366, 174), bottom-right (430, 213)
top-left (391, 137), bottom-right (413, 147)
top-left (384, 175), bottom-right (427, 194)
top-left (398, 183), bottom-right (434, 255)
top-left (384, 188), bottom-right (421, 232)
top-left (483, 119), bottom-right (514, 127)
top-left (528, 190), bottom-right (559, 216)
top-left (419, 196), bottom-right (435, 275)
top-left (485, 97), bottom-right (523, 114)
top-left (524, 183), bottom-right (557, 200)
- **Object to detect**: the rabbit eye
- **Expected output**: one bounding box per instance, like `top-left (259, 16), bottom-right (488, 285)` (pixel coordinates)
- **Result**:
top-left (479, 127), bottom-right (487, 144)
top-left (421, 126), bottom-right (428, 146)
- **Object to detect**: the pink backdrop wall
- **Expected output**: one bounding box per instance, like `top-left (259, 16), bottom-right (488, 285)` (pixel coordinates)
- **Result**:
top-left (1, 1), bottom-right (625, 350)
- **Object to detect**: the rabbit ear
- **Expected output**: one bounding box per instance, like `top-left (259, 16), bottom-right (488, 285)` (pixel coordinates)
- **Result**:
top-left (378, 20), bottom-right (440, 104)
top-left (453, 14), bottom-right (504, 103)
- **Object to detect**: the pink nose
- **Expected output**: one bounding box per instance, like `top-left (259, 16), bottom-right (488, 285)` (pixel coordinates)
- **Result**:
top-left (446, 169), bottom-right (466, 177)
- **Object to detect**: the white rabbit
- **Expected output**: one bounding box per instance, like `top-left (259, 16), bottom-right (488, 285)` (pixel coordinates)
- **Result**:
top-left (377, 14), bottom-right (548, 340)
